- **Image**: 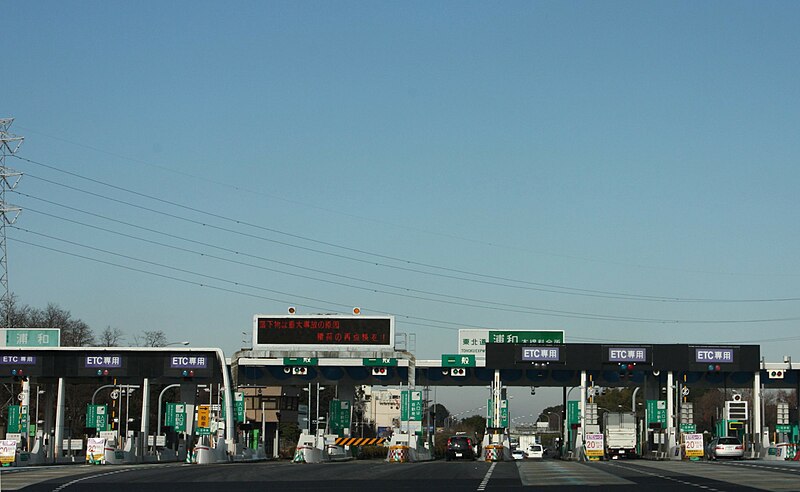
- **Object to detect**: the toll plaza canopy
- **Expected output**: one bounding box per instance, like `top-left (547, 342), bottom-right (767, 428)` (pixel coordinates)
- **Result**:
top-left (231, 343), bottom-right (797, 390)
top-left (482, 343), bottom-right (766, 388)
top-left (0, 347), bottom-right (225, 384)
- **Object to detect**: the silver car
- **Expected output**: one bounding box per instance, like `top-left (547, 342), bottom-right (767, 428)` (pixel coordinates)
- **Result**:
top-left (707, 437), bottom-right (744, 460)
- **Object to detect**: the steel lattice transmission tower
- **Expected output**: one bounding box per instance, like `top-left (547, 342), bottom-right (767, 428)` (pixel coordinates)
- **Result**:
top-left (0, 118), bottom-right (23, 328)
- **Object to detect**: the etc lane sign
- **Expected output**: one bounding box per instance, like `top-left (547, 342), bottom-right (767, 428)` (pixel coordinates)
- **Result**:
top-left (695, 348), bottom-right (734, 363)
top-left (521, 347), bottom-right (560, 362)
top-left (607, 347), bottom-right (648, 363)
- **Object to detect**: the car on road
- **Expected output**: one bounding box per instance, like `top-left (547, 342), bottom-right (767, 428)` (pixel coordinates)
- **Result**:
top-left (706, 436), bottom-right (744, 460)
top-left (511, 449), bottom-right (525, 460)
top-left (525, 444), bottom-right (544, 459)
top-left (445, 435), bottom-right (477, 461)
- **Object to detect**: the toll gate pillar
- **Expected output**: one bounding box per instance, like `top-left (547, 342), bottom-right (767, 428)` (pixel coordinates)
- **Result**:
top-left (140, 378), bottom-right (150, 461)
top-left (43, 383), bottom-right (55, 459)
top-left (666, 371), bottom-right (677, 456)
top-left (54, 378), bottom-right (66, 459)
top-left (753, 371), bottom-right (764, 455)
top-left (578, 370), bottom-right (587, 459)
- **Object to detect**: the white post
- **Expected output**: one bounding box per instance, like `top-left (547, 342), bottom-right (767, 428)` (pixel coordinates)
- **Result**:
top-left (261, 401), bottom-right (266, 445)
top-left (753, 371), bottom-right (763, 456)
top-left (273, 426), bottom-right (279, 459)
top-left (125, 385), bottom-right (130, 438)
top-left (21, 378), bottom-right (30, 450)
top-left (667, 371), bottom-right (676, 456)
top-left (315, 383), bottom-right (320, 436)
top-left (493, 369), bottom-right (502, 433)
top-left (35, 385), bottom-right (41, 435)
top-left (140, 378), bottom-right (150, 459)
top-left (578, 371), bottom-right (587, 458)
top-left (54, 378), bottom-right (66, 460)
top-left (212, 349), bottom-right (235, 447)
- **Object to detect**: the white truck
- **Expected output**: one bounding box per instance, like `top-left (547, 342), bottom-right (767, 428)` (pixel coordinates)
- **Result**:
top-left (603, 412), bottom-right (638, 459)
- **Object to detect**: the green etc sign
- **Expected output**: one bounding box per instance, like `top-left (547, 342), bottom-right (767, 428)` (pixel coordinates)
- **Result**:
top-left (647, 400), bottom-right (668, 428)
top-left (7, 405), bottom-right (27, 433)
top-left (328, 399), bottom-right (352, 436)
top-left (222, 392), bottom-right (245, 423)
top-left (400, 390), bottom-right (423, 421)
top-left (86, 404), bottom-right (108, 430)
top-left (165, 402), bottom-right (188, 432)
top-left (487, 399), bottom-right (509, 428)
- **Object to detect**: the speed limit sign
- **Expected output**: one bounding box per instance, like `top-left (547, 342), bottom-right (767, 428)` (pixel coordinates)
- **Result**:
top-left (684, 433), bottom-right (704, 457)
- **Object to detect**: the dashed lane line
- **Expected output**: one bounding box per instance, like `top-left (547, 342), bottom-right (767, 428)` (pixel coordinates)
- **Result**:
top-left (605, 462), bottom-right (722, 492)
top-left (477, 462), bottom-right (496, 491)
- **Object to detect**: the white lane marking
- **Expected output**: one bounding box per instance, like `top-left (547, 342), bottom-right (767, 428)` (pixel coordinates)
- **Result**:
top-left (607, 462), bottom-right (722, 492)
top-left (52, 468), bottom-right (134, 492)
top-left (477, 462), bottom-right (496, 491)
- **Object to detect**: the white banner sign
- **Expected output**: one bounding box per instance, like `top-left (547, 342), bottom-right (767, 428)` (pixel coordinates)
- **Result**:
top-left (86, 438), bottom-right (105, 463)
top-left (0, 440), bottom-right (17, 465)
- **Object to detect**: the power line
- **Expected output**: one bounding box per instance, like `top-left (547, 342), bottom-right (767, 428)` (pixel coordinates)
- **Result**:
top-left (13, 161), bottom-right (800, 303)
top-left (6, 236), bottom-right (498, 332)
top-left (10, 227), bottom-right (800, 326)
top-left (16, 127), bottom-right (800, 279)
top-left (18, 205), bottom-right (689, 319)
top-left (17, 195), bottom-right (800, 325)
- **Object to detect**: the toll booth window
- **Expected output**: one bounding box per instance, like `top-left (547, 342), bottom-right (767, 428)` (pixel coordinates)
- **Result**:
top-left (262, 397), bottom-right (279, 410)
top-left (245, 397), bottom-right (259, 411)
top-left (280, 396), bottom-right (299, 411)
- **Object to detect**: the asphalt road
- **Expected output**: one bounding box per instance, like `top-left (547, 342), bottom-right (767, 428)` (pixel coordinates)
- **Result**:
top-left (3, 458), bottom-right (800, 492)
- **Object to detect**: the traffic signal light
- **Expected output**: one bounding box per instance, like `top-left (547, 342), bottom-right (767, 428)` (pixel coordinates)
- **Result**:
top-left (707, 364), bottom-right (722, 372)
top-left (618, 363), bottom-right (635, 380)
top-left (371, 367), bottom-right (388, 376)
top-left (11, 368), bottom-right (26, 381)
top-left (182, 369), bottom-right (195, 380)
top-left (768, 370), bottom-right (784, 379)
top-left (451, 368), bottom-right (466, 377)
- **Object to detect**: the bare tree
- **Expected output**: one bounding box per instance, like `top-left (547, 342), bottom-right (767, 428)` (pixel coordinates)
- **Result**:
top-left (62, 319), bottom-right (95, 347)
top-left (0, 294), bottom-right (35, 327)
top-left (99, 326), bottom-right (125, 347)
top-left (39, 303), bottom-right (72, 329)
top-left (134, 330), bottom-right (168, 347)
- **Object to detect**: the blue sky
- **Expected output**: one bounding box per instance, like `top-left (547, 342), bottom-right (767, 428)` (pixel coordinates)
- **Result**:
top-left (4, 1), bottom-right (800, 416)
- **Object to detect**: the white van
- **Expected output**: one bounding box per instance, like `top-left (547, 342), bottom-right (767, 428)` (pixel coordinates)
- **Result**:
top-left (526, 444), bottom-right (544, 459)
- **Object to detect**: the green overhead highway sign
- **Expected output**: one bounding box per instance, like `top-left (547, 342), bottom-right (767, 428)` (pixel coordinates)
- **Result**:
top-left (362, 358), bottom-right (398, 366)
top-left (283, 357), bottom-right (318, 366)
top-left (1, 328), bottom-right (61, 347)
top-left (442, 354), bottom-right (476, 367)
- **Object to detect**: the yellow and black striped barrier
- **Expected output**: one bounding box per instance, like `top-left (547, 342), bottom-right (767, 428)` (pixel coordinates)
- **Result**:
top-left (335, 437), bottom-right (386, 446)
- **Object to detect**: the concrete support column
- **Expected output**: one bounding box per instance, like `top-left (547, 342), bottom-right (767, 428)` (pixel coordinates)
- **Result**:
top-left (493, 369), bottom-right (502, 432)
top-left (140, 378), bottom-right (150, 460)
top-left (753, 371), bottom-right (764, 455)
top-left (578, 370), bottom-right (587, 458)
top-left (54, 378), bottom-right (66, 460)
top-left (217, 349), bottom-right (235, 447)
top-left (667, 371), bottom-right (676, 455)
